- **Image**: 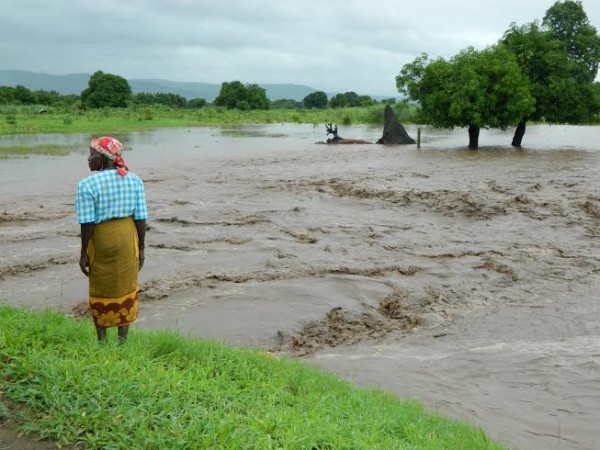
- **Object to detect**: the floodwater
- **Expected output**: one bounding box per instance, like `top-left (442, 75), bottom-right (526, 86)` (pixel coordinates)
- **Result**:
top-left (1, 124), bottom-right (599, 449)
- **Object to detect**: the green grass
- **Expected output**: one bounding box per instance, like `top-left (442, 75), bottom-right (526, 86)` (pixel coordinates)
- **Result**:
top-left (0, 144), bottom-right (76, 158)
top-left (0, 104), bottom-right (420, 136)
top-left (0, 306), bottom-right (503, 449)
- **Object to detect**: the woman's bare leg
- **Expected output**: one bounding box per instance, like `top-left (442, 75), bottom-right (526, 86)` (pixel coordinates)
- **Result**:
top-left (95, 324), bottom-right (107, 342)
top-left (118, 325), bottom-right (129, 344)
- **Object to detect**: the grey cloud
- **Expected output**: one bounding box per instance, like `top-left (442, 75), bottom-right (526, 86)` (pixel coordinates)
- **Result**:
top-left (2, 0), bottom-right (599, 94)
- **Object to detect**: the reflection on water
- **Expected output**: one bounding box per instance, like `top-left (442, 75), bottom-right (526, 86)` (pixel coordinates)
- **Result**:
top-left (219, 127), bottom-right (287, 138)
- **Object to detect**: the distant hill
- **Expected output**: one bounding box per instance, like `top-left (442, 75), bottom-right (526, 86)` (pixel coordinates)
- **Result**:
top-left (0, 70), bottom-right (320, 102)
top-left (0, 70), bottom-right (399, 102)
top-left (0, 70), bottom-right (91, 95)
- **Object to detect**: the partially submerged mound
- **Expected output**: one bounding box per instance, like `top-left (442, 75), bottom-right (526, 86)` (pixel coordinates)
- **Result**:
top-left (377, 105), bottom-right (415, 145)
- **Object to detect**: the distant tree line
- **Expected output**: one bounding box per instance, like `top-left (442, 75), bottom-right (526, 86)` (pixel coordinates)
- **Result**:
top-left (0, 85), bottom-right (79, 106)
top-left (0, 71), bottom-right (394, 112)
top-left (0, 75), bottom-right (206, 109)
top-left (396, 0), bottom-right (600, 147)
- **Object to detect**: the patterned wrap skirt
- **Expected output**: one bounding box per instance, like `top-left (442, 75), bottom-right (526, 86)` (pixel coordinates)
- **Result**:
top-left (88, 217), bottom-right (139, 328)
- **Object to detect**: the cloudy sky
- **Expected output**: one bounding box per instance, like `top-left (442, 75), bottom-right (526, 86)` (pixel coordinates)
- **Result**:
top-left (2, 0), bottom-right (600, 96)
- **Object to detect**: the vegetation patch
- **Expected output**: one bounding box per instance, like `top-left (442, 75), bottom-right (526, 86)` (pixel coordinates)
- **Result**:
top-left (0, 104), bottom-right (419, 136)
top-left (0, 306), bottom-right (503, 449)
top-left (0, 144), bottom-right (74, 158)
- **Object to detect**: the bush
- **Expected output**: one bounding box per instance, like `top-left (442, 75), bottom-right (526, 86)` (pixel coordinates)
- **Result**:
top-left (235, 100), bottom-right (250, 111)
top-left (143, 108), bottom-right (154, 120)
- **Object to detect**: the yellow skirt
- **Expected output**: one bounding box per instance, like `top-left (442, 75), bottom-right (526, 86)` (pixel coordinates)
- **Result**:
top-left (88, 217), bottom-right (140, 328)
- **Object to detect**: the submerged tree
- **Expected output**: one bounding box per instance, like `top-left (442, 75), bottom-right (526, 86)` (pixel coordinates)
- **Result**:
top-left (396, 46), bottom-right (535, 148)
top-left (501, 0), bottom-right (600, 146)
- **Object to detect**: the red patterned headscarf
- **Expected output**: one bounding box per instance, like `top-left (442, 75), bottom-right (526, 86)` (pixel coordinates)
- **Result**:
top-left (90, 137), bottom-right (128, 176)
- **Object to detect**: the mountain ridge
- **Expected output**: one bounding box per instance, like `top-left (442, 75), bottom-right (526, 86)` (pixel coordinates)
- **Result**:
top-left (0, 70), bottom-right (397, 102)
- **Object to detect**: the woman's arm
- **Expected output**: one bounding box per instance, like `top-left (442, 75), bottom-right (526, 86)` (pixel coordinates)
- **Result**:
top-left (135, 219), bottom-right (146, 270)
top-left (79, 222), bottom-right (95, 276)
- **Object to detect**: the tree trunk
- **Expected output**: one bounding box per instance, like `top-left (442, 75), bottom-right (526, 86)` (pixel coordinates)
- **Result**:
top-left (511, 120), bottom-right (526, 147)
top-left (468, 125), bottom-right (480, 149)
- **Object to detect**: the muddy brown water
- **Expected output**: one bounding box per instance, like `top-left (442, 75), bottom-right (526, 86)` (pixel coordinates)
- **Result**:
top-left (1, 124), bottom-right (599, 449)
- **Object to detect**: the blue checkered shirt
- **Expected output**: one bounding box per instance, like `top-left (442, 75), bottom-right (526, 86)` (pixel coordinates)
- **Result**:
top-left (76, 170), bottom-right (148, 224)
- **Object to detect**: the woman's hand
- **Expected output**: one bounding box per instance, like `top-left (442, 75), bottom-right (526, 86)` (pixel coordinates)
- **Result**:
top-left (139, 248), bottom-right (145, 271)
top-left (79, 253), bottom-right (89, 276)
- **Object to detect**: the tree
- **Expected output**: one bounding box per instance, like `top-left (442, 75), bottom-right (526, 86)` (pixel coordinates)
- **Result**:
top-left (358, 95), bottom-right (375, 107)
top-left (188, 98), bottom-right (206, 109)
top-left (81, 71), bottom-right (132, 108)
top-left (501, 1), bottom-right (600, 145)
top-left (329, 91), bottom-right (374, 108)
top-left (214, 81), bottom-right (246, 109)
top-left (0, 86), bottom-right (15, 104)
top-left (271, 99), bottom-right (302, 109)
top-left (133, 92), bottom-right (188, 108)
top-left (329, 93), bottom-right (348, 108)
top-left (13, 85), bottom-right (36, 104)
top-left (303, 91), bottom-right (328, 109)
top-left (396, 47), bottom-right (535, 148)
top-left (132, 92), bottom-right (155, 105)
top-left (543, 0), bottom-right (600, 82)
top-left (156, 92), bottom-right (188, 108)
top-left (245, 84), bottom-right (270, 110)
top-left (0, 86), bottom-right (64, 105)
top-left (214, 81), bottom-right (269, 110)
top-left (235, 100), bottom-right (250, 111)
top-left (34, 89), bottom-right (62, 105)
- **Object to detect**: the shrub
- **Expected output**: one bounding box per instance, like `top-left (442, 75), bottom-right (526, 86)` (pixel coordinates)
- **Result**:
top-left (236, 100), bottom-right (250, 111)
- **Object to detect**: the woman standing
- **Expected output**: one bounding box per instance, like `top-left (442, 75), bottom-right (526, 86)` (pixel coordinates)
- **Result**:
top-left (76, 137), bottom-right (147, 343)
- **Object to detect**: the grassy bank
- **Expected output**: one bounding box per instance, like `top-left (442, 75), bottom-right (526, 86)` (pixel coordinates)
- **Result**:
top-left (0, 104), bottom-right (419, 136)
top-left (0, 306), bottom-right (503, 449)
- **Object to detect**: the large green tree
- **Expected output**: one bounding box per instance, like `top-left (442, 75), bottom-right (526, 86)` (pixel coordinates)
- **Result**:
top-left (214, 81), bottom-right (270, 110)
top-left (214, 81), bottom-right (246, 109)
top-left (302, 91), bottom-right (328, 109)
top-left (501, 1), bottom-right (600, 145)
top-left (397, 46), bottom-right (535, 148)
top-left (330, 91), bottom-right (360, 108)
top-left (245, 84), bottom-right (270, 110)
top-left (81, 71), bottom-right (132, 108)
top-left (543, 0), bottom-right (600, 82)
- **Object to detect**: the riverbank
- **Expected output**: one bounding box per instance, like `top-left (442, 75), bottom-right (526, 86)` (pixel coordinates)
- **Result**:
top-left (0, 306), bottom-right (502, 449)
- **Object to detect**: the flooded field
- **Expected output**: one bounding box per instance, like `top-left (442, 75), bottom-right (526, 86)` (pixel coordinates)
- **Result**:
top-left (1, 124), bottom-right (599, 449)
